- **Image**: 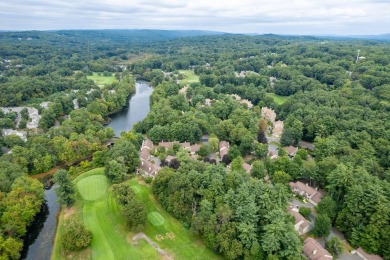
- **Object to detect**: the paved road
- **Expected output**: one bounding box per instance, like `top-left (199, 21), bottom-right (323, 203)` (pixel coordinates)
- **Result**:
top-left (290, 197), bottom-right (315, 209)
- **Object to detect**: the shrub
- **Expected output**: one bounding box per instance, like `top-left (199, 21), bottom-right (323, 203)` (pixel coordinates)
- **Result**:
top-left (299, 207), bottom-right (311, 219)
top-left (62, 217), bottom-right (92, 251)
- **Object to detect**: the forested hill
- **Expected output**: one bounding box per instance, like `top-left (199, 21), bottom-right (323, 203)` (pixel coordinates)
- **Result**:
top-left (0, 29), bottom-right (226, 44)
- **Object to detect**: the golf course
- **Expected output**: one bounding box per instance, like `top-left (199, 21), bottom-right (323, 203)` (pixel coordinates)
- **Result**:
top-left (53, 168), bottom-right (220, 259)
top-left (178, 70), bottom-right (200, 86)
top-left (87, 72), bottom-right (118, 86)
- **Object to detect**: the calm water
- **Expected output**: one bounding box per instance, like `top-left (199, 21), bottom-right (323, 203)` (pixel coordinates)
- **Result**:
top-left (107, 81), bottom-right (153, 136)
top-left (21, 186), bottom-right (59, 260)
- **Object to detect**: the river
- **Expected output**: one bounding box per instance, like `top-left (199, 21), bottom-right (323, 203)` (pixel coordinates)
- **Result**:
top-left (107, 81), bottom-right (154, 136)
top-left (21, 80), bottom-right (153, 259)
top-left (21, 185), bottom-right (59, 260)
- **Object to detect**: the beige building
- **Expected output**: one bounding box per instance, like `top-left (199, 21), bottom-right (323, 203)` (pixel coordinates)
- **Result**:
top-left (289, 181), bottom-right (324, 206)
top-left (288, 206), bottom-right (311, 235)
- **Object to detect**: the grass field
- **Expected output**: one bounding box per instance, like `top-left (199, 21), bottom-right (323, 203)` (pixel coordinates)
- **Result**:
top-left (178, 70), bottom-right (200, 86)
top-left (87, 73), bottom-right (117, 86)
top-left (77, 175), bottom-right (108, 201)
top-left (266, 93), bottom-right (289, 105)
top-left (53, 168), bottom-right (220, 260)
top-left (147, 212), bottom-right (165, 227)
top-left (129, 178), bottom-right (221, 260)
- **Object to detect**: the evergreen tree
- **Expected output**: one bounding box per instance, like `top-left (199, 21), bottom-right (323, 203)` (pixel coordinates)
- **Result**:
top-left (54, 169), bottom-right (75, 206)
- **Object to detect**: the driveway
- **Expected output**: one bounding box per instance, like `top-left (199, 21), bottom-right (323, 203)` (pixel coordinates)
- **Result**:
top-left (290, 197), bottom-right (315, 209)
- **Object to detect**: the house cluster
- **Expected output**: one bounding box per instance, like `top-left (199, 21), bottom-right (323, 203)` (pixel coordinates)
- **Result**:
top-left (261, 107), bottom-right (284, 138)
top-left (234, 70), bottom-right (259, 78)
top-left (139, 139), bottom-right (160, 177)
top-left (138, 139), bottom-right (203, 177)
top-left (230, 94), bottom-right (253, 109)
top-left (289, 181), bottom-right (324, 206)
top-left (1, 129), bottom-right (27, 142)
top-left (138, 139), bottom-right (241, 177)
top-left (302, 238), bottom-right (383, 260)
top-left (1, 106), bottom-right (41, 129)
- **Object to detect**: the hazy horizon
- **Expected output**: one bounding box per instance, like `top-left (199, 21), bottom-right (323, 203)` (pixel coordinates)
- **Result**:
top-left (1, 0), bottom-right (389, 35)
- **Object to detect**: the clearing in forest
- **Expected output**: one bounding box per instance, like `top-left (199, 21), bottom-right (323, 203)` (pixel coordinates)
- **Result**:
top-left (178, 70), bottom-right (200, 86)
top-left (87, 72), bottom-right (117, 86)
top-left (266, 93), bottom-right (289, 105)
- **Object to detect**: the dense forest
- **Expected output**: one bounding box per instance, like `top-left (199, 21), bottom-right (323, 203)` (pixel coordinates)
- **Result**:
top-left (1, 30), bottom-right (390, 259)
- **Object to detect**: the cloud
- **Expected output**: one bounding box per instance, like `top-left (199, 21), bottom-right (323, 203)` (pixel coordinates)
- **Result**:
top-left (0, 0), bottom-right (389, 35)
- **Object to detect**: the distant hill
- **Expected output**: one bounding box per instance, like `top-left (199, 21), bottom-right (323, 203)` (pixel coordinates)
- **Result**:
top-left (316, 33), bottom-right (390, 41)
top-left (0, 29), bottom-right (226, 44)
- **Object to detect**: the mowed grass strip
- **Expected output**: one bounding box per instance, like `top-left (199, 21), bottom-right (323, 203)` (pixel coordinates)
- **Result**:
top-left (77, 175), bottom-right (108, 201)
top-left (129, 179), bottom-right (222, 260)
top-left (266, 93), bottom-right (289, 105)
top-left (147, 212), bottom-right (165, 227)
top-left (178, 70), bottom-right (200, 86)
top-left (83, 197), bottom-right (158, 260)
top-left (87, 73), bottom-right (117, 86)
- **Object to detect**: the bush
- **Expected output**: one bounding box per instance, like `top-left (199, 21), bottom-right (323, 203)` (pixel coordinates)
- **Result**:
top-left (62, 217), bottom-right (92, 251)
top-left (325, 236), bottom-right (343, 257)
top-left (144, 177), bottom-right (153, 184)
top-left (299, 207), bottom-right (311, 219)
top-left (312, 214), bottom-right (331, 237)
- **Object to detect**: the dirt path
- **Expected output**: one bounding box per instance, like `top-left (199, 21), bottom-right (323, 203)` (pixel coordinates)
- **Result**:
top-left (132, 232), bottom-right (171, 257)
top-left (30, 167), bottom-right (60, 179)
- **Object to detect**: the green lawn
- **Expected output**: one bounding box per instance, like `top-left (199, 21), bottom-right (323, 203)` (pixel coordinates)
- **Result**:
top-left (53, 168), bottom-right (158, 260)
top-left (178, 70), bottom-right (200, 86)
top-left (87, 73), bottom-right (117, 86)
top-left (77, 175), bottom-right (108, 201)
top-left (266, 93), bottom-right (289, 105)
top-left (129, 178), bottom-right (222, 260)
top-left (53, 168), bottom-right (220, 260)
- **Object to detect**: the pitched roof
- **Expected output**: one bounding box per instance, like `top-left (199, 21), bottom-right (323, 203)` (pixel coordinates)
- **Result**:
top-left (289, 181), bottom-right (317, 196)
top-left (272, 120), bottom-right (284, 137)
top-left (166, 155), bottom-right (176, 162)
top-left (181, 142), bottom-right (191, 149)
top-left (243, 163), bottom-right (252, 172)
top-left (356, 247), bottom-right (383, 260)
top-left (261, 107), bottom-right (276, 123)
top-left (288, 206), bottom-right (310, 229)
top-left (311, 191), bottom-right (325, 205)
top-left (303, 237), bottom-right (333, 260)
top-left (140, 148), bottom-right (150, 161)
top-left (190, 144), bottom-right (201, 153)
top-left (284, 145), bottom-right (298, 156)
top-left (159, 141), bottom-right (174, 149)
top-left (219, 141), bottom-right (230, 158)
top-left (143, 139), bottom-right (153, 150)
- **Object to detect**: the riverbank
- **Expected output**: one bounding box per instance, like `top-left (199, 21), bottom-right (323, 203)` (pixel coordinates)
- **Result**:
top-left (106, 81), bottom-right (153, 136)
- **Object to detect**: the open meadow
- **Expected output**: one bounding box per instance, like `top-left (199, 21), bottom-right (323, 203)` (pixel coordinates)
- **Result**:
top-left (87, 73), bottom-right (117, 86)
top-left (266, 93), bottom-right (289, 105)
top-left (178, 70), bottom-right (200, 86)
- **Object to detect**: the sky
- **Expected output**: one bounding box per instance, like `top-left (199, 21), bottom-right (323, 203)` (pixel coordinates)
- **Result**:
top-left (1, 0), bottom-right (389, 35)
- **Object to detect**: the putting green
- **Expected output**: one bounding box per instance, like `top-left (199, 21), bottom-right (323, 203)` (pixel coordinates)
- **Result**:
top-left (77, 175), bottom-right (108, 201)
top-left (147, 211), bottom-right (165, 227)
